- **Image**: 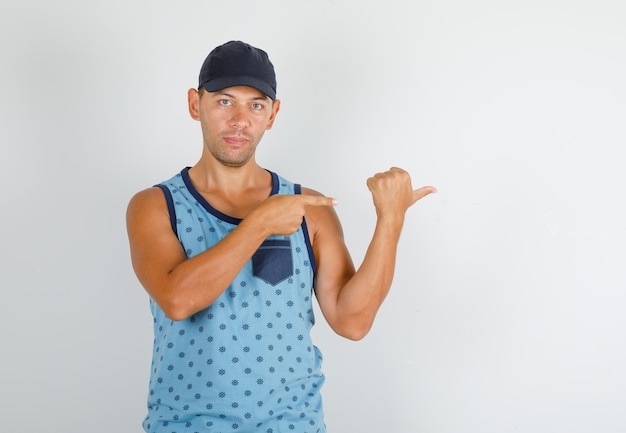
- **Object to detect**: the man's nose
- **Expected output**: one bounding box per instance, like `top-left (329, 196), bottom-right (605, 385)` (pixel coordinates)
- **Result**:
top-left (230, 107), bottom-right (249, 128)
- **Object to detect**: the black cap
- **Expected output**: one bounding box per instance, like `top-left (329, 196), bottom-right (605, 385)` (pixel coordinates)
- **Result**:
top-left (198, 41), bottom-right (277, 100)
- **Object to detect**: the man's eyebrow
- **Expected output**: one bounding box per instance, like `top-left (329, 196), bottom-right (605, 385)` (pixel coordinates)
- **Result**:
top-left (213, 91), bottom-right (233, 98)
top-left (214, 91), bottom-right (270, 101)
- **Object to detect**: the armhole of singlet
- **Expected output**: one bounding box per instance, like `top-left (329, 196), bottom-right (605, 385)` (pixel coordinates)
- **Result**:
top-left (294, 183), bottom-right (317, 273)
top-left (154, 184), bottom-right (178, 237)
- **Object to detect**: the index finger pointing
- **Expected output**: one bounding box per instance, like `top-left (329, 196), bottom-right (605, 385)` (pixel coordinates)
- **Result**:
top-left (300, 194), bottom-right (338, 207)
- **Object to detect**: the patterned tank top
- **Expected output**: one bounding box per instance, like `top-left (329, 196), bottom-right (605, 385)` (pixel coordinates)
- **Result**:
top-left (143, 167), bottom-right (326, 433)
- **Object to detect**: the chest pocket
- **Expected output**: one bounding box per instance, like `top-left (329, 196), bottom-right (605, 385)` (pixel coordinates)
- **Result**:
top-left (252, 238), bottom-right (293, 286)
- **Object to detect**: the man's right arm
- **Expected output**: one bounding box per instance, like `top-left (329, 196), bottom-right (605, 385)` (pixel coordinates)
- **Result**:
top-left (126, 187), bottom-right (336, 321)
top-left (126, 187), bottom-right (271, 320)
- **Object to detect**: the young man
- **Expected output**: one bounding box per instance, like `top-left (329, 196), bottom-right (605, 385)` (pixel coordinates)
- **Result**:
top-left (127, 40), bottom-right (436, 433)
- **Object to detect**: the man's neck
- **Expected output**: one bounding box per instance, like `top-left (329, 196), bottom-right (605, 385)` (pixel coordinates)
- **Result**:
top-left (188, 157), bottom-right (271, 196)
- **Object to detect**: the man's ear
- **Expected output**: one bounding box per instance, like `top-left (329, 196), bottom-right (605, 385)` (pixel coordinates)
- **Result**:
top-left (265, 99), bottom-right (281, 130)
top-left (188, 88), bottom-right (200, 121)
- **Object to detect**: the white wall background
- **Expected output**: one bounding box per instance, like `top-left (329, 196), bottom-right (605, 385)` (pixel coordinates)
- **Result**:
top-left (1, 1), bottom-right (625, 432)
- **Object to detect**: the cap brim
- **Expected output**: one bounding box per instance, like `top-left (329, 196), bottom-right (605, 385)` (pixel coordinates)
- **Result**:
top-left (200, 76), bottom-right (276, 100)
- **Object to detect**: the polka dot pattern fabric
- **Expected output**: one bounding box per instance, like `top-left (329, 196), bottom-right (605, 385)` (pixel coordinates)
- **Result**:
top-left (143, 168), bottom-right (326, 433)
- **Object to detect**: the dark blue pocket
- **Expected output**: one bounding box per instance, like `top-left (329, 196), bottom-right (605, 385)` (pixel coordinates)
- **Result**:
top-left (252, 238), bottom-right (293, 286)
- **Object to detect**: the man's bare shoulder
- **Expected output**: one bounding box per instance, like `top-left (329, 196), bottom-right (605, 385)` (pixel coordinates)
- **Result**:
top-left (300, 186), bottom-right (324, 197)
top-left (300, 186), bottom-right (343, 239)
top-left (126, 185), bottom-right (179, 262)
top-left (127, 186), bottom-right (169, 221)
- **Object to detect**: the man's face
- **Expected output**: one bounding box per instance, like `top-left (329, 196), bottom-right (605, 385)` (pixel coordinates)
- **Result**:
top-left (189, 85), bottom-right (280, 168)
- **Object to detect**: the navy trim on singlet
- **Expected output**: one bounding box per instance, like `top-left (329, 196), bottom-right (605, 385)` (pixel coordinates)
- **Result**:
top-left (154, 184), bottom-right (178, 237)
top-left (180, 167), bottom-right (280, 225)
top-left (295, 183), bottom-right (317, 273)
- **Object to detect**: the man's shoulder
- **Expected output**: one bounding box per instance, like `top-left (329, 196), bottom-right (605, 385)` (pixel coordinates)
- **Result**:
top-left (300, 186), bottom-right (325, 197)
top-left (128, 167), bottom-right (186, 210)
top-left (127, 186), bottom-right (169, 216)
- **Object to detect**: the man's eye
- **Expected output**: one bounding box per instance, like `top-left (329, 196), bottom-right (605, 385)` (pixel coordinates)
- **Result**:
top-left (251, 103), bottom-right (263, 110)
top-left (219, 99), bottom-right (231, 106)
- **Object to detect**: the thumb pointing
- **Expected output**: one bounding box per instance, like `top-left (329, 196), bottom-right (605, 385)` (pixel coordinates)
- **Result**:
top-left (412, 186), bottom-right (437, 203)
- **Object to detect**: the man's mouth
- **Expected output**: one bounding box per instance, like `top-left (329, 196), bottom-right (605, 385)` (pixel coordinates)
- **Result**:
top-left (222, 134), bottom-right (251, 146)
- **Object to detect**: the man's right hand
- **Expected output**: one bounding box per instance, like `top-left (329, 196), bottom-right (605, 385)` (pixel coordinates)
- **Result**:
top-left (249, 194), bottom-right (337, 236)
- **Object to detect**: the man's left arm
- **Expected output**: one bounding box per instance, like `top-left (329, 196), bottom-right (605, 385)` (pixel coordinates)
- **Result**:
top-left (307, 167), bottom-right (436, 340)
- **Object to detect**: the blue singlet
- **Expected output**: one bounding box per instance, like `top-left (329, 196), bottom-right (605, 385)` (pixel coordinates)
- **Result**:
top-left (143, 167), bottom-right (326, 433)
